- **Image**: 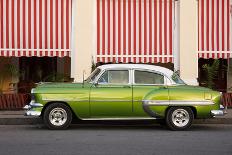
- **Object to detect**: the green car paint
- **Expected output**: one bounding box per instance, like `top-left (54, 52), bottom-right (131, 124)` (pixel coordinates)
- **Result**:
top-left (26, 64), bottom-right (223, 121)
top-left (30, 82), bottom-right (221, 119)
top-left (144, 85), bottom-right (221, 118)
top-left (133, 85), bottom-right (169, 117)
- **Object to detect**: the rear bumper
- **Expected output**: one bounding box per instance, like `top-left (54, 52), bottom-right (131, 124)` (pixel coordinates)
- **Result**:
top-left (211, 110), bottom-right (224, 116)
top-left (210, 105), bottom-right (225, 117)
top-left (24, 101), bottom-right (43, 117)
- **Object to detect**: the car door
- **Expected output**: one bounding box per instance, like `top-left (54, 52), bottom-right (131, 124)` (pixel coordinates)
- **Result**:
top-left (132, 70), bottom-right (169, 117)
top-left (90, 69), bottom-right (133, 118)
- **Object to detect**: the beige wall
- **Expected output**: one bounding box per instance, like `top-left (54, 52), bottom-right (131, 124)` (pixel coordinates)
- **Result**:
top-left (71, 0), bottom-right (93, 82)
top-left (179, 0), bottom-right (198, 85)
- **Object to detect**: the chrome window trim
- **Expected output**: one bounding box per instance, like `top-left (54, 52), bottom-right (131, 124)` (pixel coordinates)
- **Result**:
top-left (132, 69), bottom-right (173, 86)
top-left (95, 69), bottom-right (132, 85)
top-left (93, 66), bottom-right (176, 86)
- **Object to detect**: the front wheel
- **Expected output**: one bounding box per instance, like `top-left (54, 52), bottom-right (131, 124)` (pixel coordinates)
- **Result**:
top-left (43, 103), bottom-right (72, 130)
top-left (166, 107), bottom-right (194, 131)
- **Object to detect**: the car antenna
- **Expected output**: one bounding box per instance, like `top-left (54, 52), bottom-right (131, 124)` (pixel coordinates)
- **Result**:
top-left (82, 70), bottom-right (85, 88)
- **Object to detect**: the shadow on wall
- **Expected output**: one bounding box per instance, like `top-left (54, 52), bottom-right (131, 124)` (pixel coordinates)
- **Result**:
top-left (198, 58), bottom-right (228, 92)
top-left (0, 57), bottom-right (19, 94)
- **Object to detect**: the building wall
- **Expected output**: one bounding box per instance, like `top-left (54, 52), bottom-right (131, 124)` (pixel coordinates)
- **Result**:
top-left (71, 0), bottom-right (93, 82)
top-left (179, 0), bottom-right (198, 85)
top-left (71, 0), bottom-right (199, 85)
top-left (0, 0), bottom-right (231, 85)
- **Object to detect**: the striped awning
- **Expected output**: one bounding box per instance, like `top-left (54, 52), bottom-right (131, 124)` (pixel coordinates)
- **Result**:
top-left (96, 0), bottom-right (176, 63)
top-left (198, 0), bottom-right (232, 59)
top-left (0, 0), bottom-right (72, 57)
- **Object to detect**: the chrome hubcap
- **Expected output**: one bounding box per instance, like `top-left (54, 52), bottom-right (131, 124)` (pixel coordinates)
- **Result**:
top-left (171, 109), bottom-right (190, 127)
top-left (49, 108), bottom-right (67, 126)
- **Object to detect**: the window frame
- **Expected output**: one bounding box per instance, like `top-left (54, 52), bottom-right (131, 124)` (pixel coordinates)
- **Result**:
top-left (97, 69), bottom-right (132, 85)
top-left (132, 69), bottom-right (170, 86)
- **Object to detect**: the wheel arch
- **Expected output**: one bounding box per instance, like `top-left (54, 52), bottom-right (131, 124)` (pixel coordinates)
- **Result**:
top-left (41, 101), bottom-right (79, 120)
top-left (165, 106), bottom-right (197, 119)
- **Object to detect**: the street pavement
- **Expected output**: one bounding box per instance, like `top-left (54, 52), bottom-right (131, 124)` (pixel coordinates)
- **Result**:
top-left (0, 109), bottom-right (232, 125)
top-left (0, 124), bottom-right (231, 155)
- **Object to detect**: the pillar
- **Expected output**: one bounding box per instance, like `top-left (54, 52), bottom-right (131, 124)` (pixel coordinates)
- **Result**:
top-left (71, 0), bottom-right (93, 82)
top-left (179, 0), bottom-right (199, 85)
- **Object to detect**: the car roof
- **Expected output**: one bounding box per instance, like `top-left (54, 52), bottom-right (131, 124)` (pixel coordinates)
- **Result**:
top-left (97, 64), bottom-right (174, 77)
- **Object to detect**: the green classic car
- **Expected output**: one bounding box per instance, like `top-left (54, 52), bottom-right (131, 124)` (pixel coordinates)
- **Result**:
top-left (24, 64), bottom-right (224, 130)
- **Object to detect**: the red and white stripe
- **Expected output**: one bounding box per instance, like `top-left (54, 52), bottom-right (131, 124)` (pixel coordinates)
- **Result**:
top-left (198, 0), bottom-right (232, 59)
top-left (0, 0), bottom-right (72, 57)
top-left (96, 0), bottom-right (175, 63)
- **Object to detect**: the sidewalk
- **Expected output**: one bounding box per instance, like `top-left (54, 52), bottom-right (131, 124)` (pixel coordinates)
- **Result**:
top-left (0, 109), bottom-right (231, 125)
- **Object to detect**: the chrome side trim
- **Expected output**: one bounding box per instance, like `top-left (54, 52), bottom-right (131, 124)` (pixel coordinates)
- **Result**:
top-left (81, 117), bottom-right (157, 121)
top-left (133, 100), bottom-right (143, 102)
top-left (30, 102), bottom-right (43, 107)
top-left (142, 104), bottom-right (161, 118)
top-left (43, 98), bottom-right (133, 102)
top-left (90, 100), bottom-right (131, 102)
top-left (142, 100), bottom-right (215, 106)
top-left (43, 98), bottom-right (89, 102)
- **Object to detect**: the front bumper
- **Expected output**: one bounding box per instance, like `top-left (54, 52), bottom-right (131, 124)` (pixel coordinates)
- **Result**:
top-left (24, 101), bottom-right (43, 116)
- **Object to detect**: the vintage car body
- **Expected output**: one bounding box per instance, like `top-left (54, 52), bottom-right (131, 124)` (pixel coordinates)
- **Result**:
top-left (24, 64), bottom-right (224, 130)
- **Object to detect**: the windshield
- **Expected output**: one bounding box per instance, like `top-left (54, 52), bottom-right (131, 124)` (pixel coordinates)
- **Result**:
top-left (85, 68), bottom-right (101, 83)
top-left (171, 73), bottom-right (186, 85)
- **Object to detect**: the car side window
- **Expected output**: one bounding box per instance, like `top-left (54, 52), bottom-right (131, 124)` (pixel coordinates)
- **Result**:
top-left (98, 70), bottom-right (129, 84)
top-left (134, 70), bottom-right (164, 85)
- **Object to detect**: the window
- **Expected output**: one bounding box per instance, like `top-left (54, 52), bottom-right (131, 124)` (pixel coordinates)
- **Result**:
top-left (171, 73), bottom-right (185, 85)
top-left (134, 70), bottom-right (164, 85)
top-left (98, 70), bottom-right (129, 84)
top-left (86, 68), bottom-right (101, 82)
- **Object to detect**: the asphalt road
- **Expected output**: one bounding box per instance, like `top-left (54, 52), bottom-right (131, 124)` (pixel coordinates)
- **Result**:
top-left (0, 124), bottom-right (231, 155)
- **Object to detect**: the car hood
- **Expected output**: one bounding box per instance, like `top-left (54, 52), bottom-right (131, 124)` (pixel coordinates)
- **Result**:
top-left (36, 82), bottom-right (84, 88)
top-left (32, 82), bottom-right (92, 94)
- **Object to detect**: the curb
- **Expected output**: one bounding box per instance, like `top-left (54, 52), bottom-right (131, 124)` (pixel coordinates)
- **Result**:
top-left (0, 117), bottom-right (231, 125)
top-left (193, 118), bottom-right (232, 124)
top-left (0, 118), bottom-right (42, 125)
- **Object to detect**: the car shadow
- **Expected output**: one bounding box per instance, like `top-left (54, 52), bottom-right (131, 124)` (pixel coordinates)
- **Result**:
top-left (27, 122), bottom-right (232, 132)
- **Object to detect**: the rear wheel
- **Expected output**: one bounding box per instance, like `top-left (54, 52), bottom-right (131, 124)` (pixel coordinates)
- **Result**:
top-left (43, 103), bottom-right (72, 130)
top-left (166, 107), bottom-right (194, 131)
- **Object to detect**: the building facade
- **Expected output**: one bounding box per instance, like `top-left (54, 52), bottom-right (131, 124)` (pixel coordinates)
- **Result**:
top-left (0, 0), bottom-right (232, 94)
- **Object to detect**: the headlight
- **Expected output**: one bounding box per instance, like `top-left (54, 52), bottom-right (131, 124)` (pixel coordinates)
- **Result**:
top-left (31, 88), bottom-right (35, 94)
